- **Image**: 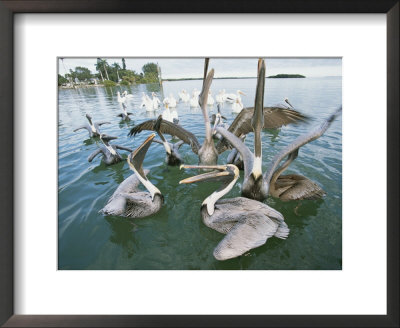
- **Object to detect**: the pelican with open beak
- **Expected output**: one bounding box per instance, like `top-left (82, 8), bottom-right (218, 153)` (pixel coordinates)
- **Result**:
top-left (100, 133), bottom-right (163, 218)
top-left (179, 164), bottom-right (289, 261)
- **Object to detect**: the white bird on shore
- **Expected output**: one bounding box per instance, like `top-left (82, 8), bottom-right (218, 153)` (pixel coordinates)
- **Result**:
top-left (232, 97), bottom-right (244, 113)
top-left (163, 94), bottom-right (177, 108)
top-left (152, 92), bottom-right (161, 109)
top-left (225, 90), bottom-right (246, 104)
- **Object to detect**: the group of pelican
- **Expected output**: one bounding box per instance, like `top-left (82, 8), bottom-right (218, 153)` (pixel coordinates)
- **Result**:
top-left (73, 58), bottom-right (341, 262)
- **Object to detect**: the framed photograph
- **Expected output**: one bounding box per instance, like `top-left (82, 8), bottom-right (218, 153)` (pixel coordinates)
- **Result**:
top-left (1, 1), bottom-right (398, 327)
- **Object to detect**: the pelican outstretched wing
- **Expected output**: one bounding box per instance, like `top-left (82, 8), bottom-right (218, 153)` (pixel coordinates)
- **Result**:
top-left (276, 175), bottom-right (326, 200)
top-left (88, 148), bottom-right (102, 162)
top-left (96, 121), bottom-right (111, 127)
top-left (263, 107), bottom-right (342, 183)
top-left (128, 119), bottom-right (201, 154)
top-left (73, 125), bottom-right (90, 133)
top-left (213, 212), bottom-right (289, 261)
top-left (216, 106), bottom-right (309, 154)
top-left (115, 145), bottom-right (133, 152)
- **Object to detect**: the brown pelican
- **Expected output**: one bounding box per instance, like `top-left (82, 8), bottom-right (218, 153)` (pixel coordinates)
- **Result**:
top-left (141, 115), bottom-right (184, 166)
top-left (211, 104), bottom-right (228, 140)
top-left (128, 58), bottom-right (218, 165)
top-left (128, 116), bottom-right (199, 162)
top-left (101, 133), bottom-right (163, 218)
top-left (226, 135), bottom-right (246, 170)
top-left (263, 107), bottom-right (342, 201)
top-left (216, 59), bottom-right (270, 200)
top-left (266, 150), bottom-right (325, 201)
top-left (88, 134), bottom-right (133, 165)
top-left (180, 164), bottom-right (289, 261)
top-left (215, 103), bottom-right (308, 155)
top-left (217, 59), bottom-right (341, 201)
top-left (218, 65), bottom-right (341, 202)
top-left (73, 114), bottom-right (111, 138)
top-left (117, 103), bottom-right (133, 121)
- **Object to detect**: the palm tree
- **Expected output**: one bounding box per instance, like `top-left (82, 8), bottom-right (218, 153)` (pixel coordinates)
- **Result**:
top-left (95, 58), bottom-right (104, 82)
top-left (112, 62), bottom-right (121, 81)
top-left (95, 58), bottom-right (110, 81)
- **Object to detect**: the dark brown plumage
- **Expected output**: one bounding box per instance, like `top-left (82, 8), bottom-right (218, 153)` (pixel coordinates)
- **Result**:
top-left (128, 118), bottom-right (201, 154)
top-left (216, 106), bottom-right (309, 154)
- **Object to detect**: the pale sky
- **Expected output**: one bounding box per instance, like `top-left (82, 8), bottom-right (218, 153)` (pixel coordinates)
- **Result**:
top-left (58, 57), bottom-right (341, 79)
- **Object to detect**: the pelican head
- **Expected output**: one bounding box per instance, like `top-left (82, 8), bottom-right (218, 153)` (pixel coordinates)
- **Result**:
top-left (85, 113), bottom-right (93, 123)
top-left (127, 133), bottom-right (161, 200)
top-left (284, 98), bottom-right (294, 108)
top-left (100, 134), bottom-right (118, 142)
top-left (180, 164), bottom-right (239, 215)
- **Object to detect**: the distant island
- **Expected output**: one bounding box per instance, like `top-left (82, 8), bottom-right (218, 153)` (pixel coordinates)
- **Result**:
top-left (267, 74), bottom-right (305, 78)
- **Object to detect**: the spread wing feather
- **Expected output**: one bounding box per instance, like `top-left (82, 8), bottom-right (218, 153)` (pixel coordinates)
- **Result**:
top-left (128, 119), bottom-right (201, 154)
top-left (216, 106), bottom-right (309, 154)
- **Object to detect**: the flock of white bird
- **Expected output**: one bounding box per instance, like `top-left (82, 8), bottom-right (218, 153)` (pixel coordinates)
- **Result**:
top-left (117, 88), bottom-right (247, 124)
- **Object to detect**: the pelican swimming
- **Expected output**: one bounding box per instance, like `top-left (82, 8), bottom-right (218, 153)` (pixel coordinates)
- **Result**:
top-left (193, 88), bottom-right (201, 98)
top-left (88, 134), bottom-right (133, 165)
top-left (210, 104), bottom-right (228, 140)
top-left (262, 107), bottom-right (342, 201)
top-left (151, 115), bottom-right (184, 165)
top-left (73, 113), bottom-right (111, 138)
top-left (140, 94), bottom-right (154, 111)
top-left (216, 89), bottom-right (226, 104)
top-left (100, 133), bottom-right (163, 218)
top-left (217, 59), bottom-right (341, 201)
top-left (178, 89), bottom-right (190, 102)
top-left (162, 101), bottom-right (179, 124)
top-left (189, 92), bottom-right (200, 108)
top-left (129, 58), bottom-right (218, 165)
top-left (163, 94), bottom-right (177, 108)
top-left (152, 92), bottom-right (161, 109)
top-left (180, 164), bottom-right (289, 261)
top-left (225, 90), bottom-right (246, 104)
top-left (207, 91), bottom-right (215, 106)
top-left (232, 97), bottom-right (244, 113)
top-left (122, 90), bottom-right (134, 99)
top-left (117, 91), bottom-right (126, 104)
top-left (117, 103), bottom-right (134, 121)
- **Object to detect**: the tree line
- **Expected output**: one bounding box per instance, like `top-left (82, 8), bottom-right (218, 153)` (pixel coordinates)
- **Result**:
top-left (58, 58), bottom-right (160, 86)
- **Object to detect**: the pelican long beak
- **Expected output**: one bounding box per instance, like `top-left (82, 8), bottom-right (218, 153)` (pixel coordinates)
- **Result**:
top-left (179, 164), bottom-right (238, 184)
top-left (179, 166), bottom-right (229, 184)
top-left (239, 91), bottom-right (246, 96)
top-left (127, 133), bottom-right (156, 176)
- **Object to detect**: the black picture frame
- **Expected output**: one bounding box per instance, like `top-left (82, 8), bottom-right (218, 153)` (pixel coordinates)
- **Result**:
top-left (0, 1), bottom-right (398, 327)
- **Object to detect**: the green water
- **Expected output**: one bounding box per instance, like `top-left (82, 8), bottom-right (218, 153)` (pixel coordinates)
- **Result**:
top-left (58, 77), bottom-right (342, 270)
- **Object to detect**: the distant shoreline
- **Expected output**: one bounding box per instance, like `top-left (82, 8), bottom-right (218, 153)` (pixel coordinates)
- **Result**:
top-left (163, 74), bottom-right (307, 81)
top-left (162, 77), bottom-right (257, 81)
